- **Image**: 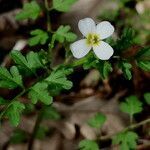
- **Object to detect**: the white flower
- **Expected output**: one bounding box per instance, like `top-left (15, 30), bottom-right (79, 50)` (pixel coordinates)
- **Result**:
top-left (70, 18), bottom-right (115, 60)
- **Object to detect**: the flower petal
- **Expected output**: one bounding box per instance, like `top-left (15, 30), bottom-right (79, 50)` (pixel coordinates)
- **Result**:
top-left (70, 39), bottom-right (91, 59)
top-left (78, 18), bottom-right (96, 37)
top-left (93, 41), bottom-right (114, 60)
top-left (96, 21), bottom-right (114, 39)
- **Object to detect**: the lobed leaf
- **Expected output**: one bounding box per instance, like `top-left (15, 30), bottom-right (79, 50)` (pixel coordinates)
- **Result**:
top-left (87, 113), bottom-right (106, 128)
top-left (98, 61), bottom-right (113, 79)
top-left (11, 51), bottom-right (44, 75)
top-left (28, 82), bottom-right (53, 105)
top-left (5, 101), bottom-right (25, 126)
top-left (54, 25), bottom-right (77, 43)
top-left (118, 61), bottom-right (132, 80)
top-left (28, 29), bottom-right (49, 46)
top-left (79, 139), bottom-right (99, 150)
top-left (112, 131), bottom-right (138, 150)
top-left (120, 95), bottom-right (143, 116)
top-left (53, 0), bottom-right (77, 12)
top-left (16, 1), bottom-right (41, 20)
top-left (0, 66), bottom-right (23, 89)
top-left (45, 68), bottom-right (73, 90)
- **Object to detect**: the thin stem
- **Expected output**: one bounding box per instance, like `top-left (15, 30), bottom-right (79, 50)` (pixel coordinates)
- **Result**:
top-left (130, 114), bottom-right (133, 125)
top-left (69, 53), bottom-right (92, 67)
top-left (70, 57), bottom-right (87, 67)
top-left (28, 108), bottom-right (44, 150)
top-left (44, 0), bottom-right (51, 32)
top-left (100, 118), bottom-right (150, 141)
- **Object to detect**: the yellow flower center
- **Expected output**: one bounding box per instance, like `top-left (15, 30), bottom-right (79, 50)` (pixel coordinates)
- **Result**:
top-left (86, 33), bottom-right (100, 46)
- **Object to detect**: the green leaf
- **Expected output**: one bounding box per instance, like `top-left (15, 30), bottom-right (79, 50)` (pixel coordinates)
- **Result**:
top-left (79, 139), bottom-right (99, 150)
top-left (11, 51), bottom-right (43, 74)
top-left (0, 97), bottom-right (8, 105)
top-left (144, 92), bottom-right (150, 105)
top-left (83, 54), bottom-right (112, 79)
top-left (120, 95), bottom-right (143, 116)
top-left (53, 0), bottom-right (77, 12)
top-left (15, 1), bottom-right (41, 20)
top-left (55, 65), bottom-right (73, 75)
top-left (137, 60), bottom-right (150, 71)
top-left (54, 25), bottom-right (77, 43)
top-left (118, 61), bottom-right (132, 80)
top-left (28, 82), bottom-right (53, 105)
top-left (83, 53), bottom-right (98, 70)
top-left (97, 61), bottom-right (113, 79)
top-left (45, 68), bottom-right (73, 90)
top-left (10, 129), bottom-right (27, 144)
top-left (135, 47), bottom-right (150, 61)
top-left (115, 28), bottom-right (135, 53)
top-left (0, 66), bottom-right (23, 89)
top-left (35, 125), bottom-right (48, 139)
top-left (24, 103), bottom-right (35, 114)
top-left (87, 113), bottom-right (106, 128)
top-left (6, 101), bottom-right (25, 126)
top-left (28, 29), bottom-right (49, 46)
top-left (43, 106), bottom-right (61, 120)
top-left (112, 131), bottom-right (138, 150)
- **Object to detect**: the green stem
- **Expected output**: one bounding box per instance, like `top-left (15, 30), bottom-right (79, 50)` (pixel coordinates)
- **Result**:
top-left (70, 57), bottom-right (87, 67)
top-left (100, 118), bottom-right (150, 141)
top-left (44, 0), bottom-right (51, 32)
top-left (28, 108), bottom-right (45, 150)
top-left (69, 52), bottom-right (93, 67)
top-left (130, 114), bottom-right (133, 125)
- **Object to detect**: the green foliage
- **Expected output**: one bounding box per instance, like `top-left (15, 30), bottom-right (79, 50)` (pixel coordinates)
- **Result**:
top-left (54, 25), bottom-right (77, 43)
top-left (97, 61), bottom-right (113, 79)
top-left (112, 131), bottom-right (138, 150)
top-left (118, 61), bottom-right (132, 80)
top-left (79, 139), bottom-right (99, 150)
top-left (135, 47), bottom-right (150, 61)
top-left (87, 113), bottom-right (106, 128)
top-left (35, 125), bottom-right (48, 139)
top-left (15, 1), bottom-right (41, 20)
top-left (137, 61), bottom-right (150, 72)
top-left (28, 82), bottom-right (53, 105)
top-left (120, 96), bottom-right (143, 117)
top-left (83, 54), bottom-right (112, 79)
top-left (98, 8), bottom-right (119, 22)
top-left (11, 51), bottom-right (44, 75)
top-left (5, 101), bottom-right (25, 126)
top-left (53, 0), bottom-right (77, 12)
top-left (83, 53), bottom-right (101, 68)
top-left (45, 68), bottom-right (73, 90)
top-left (144, 92), bottom-right (150, 105)
top-left (28, 29), bottom-right (49, 46)
top-left (10, 129), bottom-right (27, 144)
top-left (0, 97), bottom-right (8, 105)
top-left (43, 106), bottom-right (61, 120)
top-left (0, 66), bottom-right (23, 89)
top-left (16, 1), bottom-right (41, 21)
top-left (115, 28), bottom-right (135, 53)
top-left (24, 103), bottom-right (35, 114)
top-left (135, 47), bottom-right (150, 71)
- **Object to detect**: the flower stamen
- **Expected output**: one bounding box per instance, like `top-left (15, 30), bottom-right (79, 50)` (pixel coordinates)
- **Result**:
top-left (86, 33), bottom-right (100, 46)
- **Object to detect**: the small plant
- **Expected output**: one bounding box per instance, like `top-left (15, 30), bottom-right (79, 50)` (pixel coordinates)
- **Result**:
top-left (0, 0), bottom-right (150, 149)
